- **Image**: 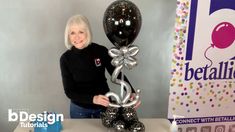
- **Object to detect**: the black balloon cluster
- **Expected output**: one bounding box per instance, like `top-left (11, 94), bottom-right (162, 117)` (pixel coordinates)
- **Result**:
top-left (101, 107), bottom-right (145, 132)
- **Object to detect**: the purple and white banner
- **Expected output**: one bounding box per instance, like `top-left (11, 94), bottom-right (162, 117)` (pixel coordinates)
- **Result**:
top-left (168, 0), bottom-right (235, 131)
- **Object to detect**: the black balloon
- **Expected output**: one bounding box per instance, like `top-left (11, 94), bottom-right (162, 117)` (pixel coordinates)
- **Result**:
top-left (113, 120), bottom-right (126, 132)
top-left (100, 112), bottom-right (113, 128)
top-left (105, 107), bottom-right (119, 120)
top-left (122, 107), bottom-right (138, 122)
top-left (103, 0), bottom-right (142, 48)
top-left (129, 121), bottom-right (145, 132)
top-left (101, 117), bottom-right (113, 128)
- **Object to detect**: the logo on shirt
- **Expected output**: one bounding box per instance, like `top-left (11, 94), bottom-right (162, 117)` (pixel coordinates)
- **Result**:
top-left (94, 58), bottom-right (101, 67)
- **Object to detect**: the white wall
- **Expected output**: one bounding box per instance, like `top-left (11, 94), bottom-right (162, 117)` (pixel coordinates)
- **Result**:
top-left (0, 0), bottom-right (176, 131)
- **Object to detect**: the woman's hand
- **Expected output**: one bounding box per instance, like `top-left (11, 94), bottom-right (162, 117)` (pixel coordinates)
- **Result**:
top-left (93, 95), bottom-right (110, 107)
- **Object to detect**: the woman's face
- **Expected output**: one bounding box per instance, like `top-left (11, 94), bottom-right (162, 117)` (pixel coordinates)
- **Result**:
top-left (69, 23), bottom-right (87, 49)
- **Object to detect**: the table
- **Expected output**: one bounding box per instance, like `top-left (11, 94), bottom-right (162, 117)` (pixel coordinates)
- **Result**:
top-left (14, 118), bottom-right (171, 132)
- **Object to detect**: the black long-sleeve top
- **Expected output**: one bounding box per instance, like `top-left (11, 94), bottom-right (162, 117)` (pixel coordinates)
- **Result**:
top-left (60, 43), bottom-right (133, 109)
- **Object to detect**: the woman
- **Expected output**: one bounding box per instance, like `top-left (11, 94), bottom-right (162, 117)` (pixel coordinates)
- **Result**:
top-left (60, 15), bottom-right (135, 118)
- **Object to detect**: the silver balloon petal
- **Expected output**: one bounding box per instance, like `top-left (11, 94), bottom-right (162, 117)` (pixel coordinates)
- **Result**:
top-left (128, 46), bottom-right (139, 56)
top-left (112, 56), bottom-right (124, 66)
top-left (109, 47), bottom-right (122, 58)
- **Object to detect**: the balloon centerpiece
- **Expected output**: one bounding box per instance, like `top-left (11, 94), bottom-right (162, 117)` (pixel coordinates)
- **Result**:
top-left (102, 0), bottom-right (145, 131)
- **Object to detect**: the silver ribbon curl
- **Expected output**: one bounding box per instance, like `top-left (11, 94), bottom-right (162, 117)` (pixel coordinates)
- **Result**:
top-left (122, 89), bottom-right (141, 107)
top-left (105, 92), bottom-right (121, 108)
top-left (105, 45), bottom-right (141, 108)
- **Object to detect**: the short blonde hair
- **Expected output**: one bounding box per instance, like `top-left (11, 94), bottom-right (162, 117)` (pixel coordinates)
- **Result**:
top-left (64, 15), bottom-right (92, 49)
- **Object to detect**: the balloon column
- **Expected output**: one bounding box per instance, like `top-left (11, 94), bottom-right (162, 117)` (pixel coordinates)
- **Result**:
top-left (102, 0), bottom-right (144, 131)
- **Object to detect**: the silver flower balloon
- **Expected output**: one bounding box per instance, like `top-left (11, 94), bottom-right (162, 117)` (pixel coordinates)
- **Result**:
top-left (109, 45), bottom-right (139, 70)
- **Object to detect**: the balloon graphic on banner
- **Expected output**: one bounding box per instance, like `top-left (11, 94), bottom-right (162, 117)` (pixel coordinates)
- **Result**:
top-left (211, 22), bottom-right (235, 49)
top-left (103, 0), bottom-right (142, 48)
top-left (204, 22), bottom-right (235, 67)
